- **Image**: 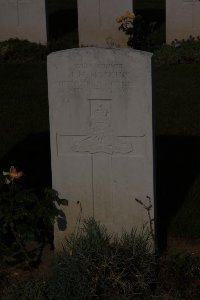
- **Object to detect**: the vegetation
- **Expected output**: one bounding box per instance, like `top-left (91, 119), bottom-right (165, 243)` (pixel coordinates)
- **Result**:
top-left (0, 0), bottom-right (200, 241)
top-left (154, 37), bottom-right (200, 65)
top-left (2, 279), bottom-right (50, 300)
top-left (49, 219), bottom-right (155, 300)
top-left (0, 39), bottom-right (47, 63)
top-left (0, 167), bottom-right (68, 267)
top-left (2, 219), bottom-right (200, 299)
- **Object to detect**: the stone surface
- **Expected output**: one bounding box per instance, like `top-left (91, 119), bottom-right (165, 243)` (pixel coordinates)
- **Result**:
top-left (166, 0), bottom-right (200, 43)
top-left (47, 48), bottom-right (154, 249)
top-left (0, 0), bottom-right (47, 44)
top-left (78, 0), bottom-right (133, 47)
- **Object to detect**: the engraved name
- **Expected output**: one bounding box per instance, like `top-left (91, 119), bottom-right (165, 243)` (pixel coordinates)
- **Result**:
top-left (55, 63), bottom-right (134, 90)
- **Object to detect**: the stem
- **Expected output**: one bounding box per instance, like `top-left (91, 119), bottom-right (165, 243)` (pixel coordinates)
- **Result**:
top-left (135, 196), bottom-right (155, 242)
top-left (10, 224), bottom-right (32, 269)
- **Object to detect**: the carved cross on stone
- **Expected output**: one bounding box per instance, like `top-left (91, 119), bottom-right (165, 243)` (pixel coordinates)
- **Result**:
top-left (57, 99), bottom-right (145, 216)
top-left (98, 0), bottom-right (102, 28)
top-left (72, 99), bottom-right (134, 155)
top-left (183, 0), bottom-right (200, 30)
top-left (6, 0), bottom-right (30, 25)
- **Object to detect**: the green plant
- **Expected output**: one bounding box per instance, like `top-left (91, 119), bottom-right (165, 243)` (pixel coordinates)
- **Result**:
top-left (2, 218), bottom-right (200, 300)
top-left (2, 279), bottom-right (51, 300)
top-left (0, 37), bottom-right (79, 64)
top-left (49, 218), bottom-right (156, 299)
top-left (0, 166), bottom-right (68, 266)
top-left (154, 36), bottom-right (200, 66)
top-left (0, 39), bottom-right (47, 63)
top-left (157, 251), bottom-right (200, 299)
top-left (116, 11), bottom-right (156, 50)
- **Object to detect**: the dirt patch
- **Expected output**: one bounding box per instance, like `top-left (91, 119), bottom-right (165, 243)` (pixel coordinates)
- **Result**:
top-left (167, 236), bottom-right (200, 255)
top-left (2, 242), bottom-right (53, 286)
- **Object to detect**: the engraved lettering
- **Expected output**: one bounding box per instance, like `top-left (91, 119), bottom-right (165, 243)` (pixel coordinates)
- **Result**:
top-left (55, 63), bottom-right (134, 92)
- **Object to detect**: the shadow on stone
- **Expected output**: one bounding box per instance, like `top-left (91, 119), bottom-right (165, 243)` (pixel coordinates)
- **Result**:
top-left (2, 133), bottom-right (200, 252)
top-left (134, 9), bottom-right (165, 23)
top-left (155, 136), bottom-right (200, 251)
top-left (48, 9), bottom-right (78, 40)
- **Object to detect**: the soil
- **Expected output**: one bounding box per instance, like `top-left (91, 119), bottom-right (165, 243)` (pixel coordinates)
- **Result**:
top-left (2, 242), bottom-right (53, 286)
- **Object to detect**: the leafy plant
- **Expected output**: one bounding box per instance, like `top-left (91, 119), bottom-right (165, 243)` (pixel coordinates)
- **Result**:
top-left (116, 10), bottom-right (156, 50)
top-left (154, 36), bottom-right (200, 66)
top-left (0, 39), bottom-right (47, 63)
top-left (49, 218), bottom-right (156, 299)
top-left (0, 36), bottom-right (78, 64)
top-left (0, 166), bottom-right (68, 266)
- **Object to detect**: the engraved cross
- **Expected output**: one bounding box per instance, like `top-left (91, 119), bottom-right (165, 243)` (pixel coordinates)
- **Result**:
top-left (13, 0), bottom-right (30, 25)
top-left (98, 0), bottom-right (102, 28)
top-left (57, 99), bottom-right (145, 216)
top-left (183, 0), bottom-right (200, 30)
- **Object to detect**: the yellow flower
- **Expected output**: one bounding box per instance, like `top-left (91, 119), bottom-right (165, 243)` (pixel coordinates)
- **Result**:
top-left (116, 15), bottom-right (124, 23)
top-left (125, 11), bottom-right (135, 20)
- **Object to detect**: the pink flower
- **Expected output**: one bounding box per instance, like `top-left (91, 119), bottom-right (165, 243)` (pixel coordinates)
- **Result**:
top-left (3, 166), bottom-right (23, 180)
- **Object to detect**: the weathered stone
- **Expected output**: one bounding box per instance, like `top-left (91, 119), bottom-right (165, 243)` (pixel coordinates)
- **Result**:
top-left (0, 0), bottom-right (47, 44)
top-left (47, 48), bottom-right (154, 249)
top-left (78, 0), bottom-right (133, 47)
top-left (166, 0), bottom-right (200, 43)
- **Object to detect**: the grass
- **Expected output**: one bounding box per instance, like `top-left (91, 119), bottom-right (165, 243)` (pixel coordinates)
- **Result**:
top-left (2, 219), bottom-right (200, 300)
top-left (48, 219), bottom-right (155, 300)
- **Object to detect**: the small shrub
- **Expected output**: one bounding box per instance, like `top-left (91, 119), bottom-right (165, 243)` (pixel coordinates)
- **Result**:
top-left (154, 36), bottom-right (200, 65)
top-left (48, 218), bottom-right (156, 299)
top-left (0, 39), bottom-right (47, 63)
top-left (0, 166), bottom-right (68, 266)
top-left (0, 35), bottom-right (79, 64)
top-left (116, 11), bottom-right (157, 50)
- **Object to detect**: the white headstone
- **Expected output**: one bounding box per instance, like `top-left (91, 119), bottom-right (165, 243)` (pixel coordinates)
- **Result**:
top-left (166, 0), bottom-right (200, 43)
top-left (48, 48), bottom-right (154, 248)
top-left (78, 0), bottom-right (133, 47)
top-left (0, 0), bottom-right (47, 44)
